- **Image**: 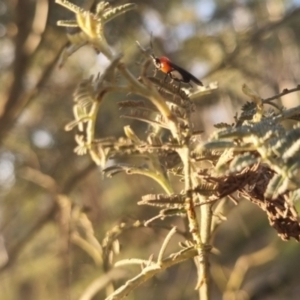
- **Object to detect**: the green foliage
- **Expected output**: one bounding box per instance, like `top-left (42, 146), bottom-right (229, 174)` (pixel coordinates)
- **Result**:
top-left (204, 98), bottom-right (300, 199)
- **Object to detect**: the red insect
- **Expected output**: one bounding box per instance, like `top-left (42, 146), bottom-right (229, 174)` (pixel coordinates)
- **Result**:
top-left (151, 55), bottom-right (203, 88)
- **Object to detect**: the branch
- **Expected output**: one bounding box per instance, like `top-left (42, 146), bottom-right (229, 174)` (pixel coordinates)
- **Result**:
top-left (79, 269), bottom-right (128, 300)
top-left (263, 85), bottom-right (300, 104)
top-left (224, 245), bottom-right (278, 298)
top-left (105, 248), bottom-right (197, 300)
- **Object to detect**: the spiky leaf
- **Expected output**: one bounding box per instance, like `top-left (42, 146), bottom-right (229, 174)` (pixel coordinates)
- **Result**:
top-left (102, 3), bottom-right (136, 23)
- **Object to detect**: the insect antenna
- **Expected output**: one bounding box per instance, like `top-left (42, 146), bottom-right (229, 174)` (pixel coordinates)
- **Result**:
top-left (149, 31), bottom-right (154, 55)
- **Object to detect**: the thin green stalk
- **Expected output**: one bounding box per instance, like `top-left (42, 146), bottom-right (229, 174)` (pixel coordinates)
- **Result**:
top-left (126, 167), bottom-right (173, 195)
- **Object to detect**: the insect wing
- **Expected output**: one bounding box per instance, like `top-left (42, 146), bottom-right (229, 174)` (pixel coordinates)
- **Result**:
top-left (168, 61), bottom-right (203, 86)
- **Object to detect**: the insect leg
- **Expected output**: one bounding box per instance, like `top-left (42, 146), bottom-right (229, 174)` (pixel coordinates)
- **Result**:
top-left (159, 73), bottom-right (168, 91)
top-left (177, 81), bottom-right (181, 93)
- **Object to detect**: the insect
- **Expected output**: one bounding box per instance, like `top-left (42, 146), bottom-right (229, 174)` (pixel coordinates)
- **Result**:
top-left (149, 37), bottom-right (203, 90)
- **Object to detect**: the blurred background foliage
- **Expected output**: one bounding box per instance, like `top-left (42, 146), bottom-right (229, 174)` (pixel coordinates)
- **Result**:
top-left (1, 0), bottom-right (300, 299)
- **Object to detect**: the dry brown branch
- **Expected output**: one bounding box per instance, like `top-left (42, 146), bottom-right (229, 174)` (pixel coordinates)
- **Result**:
top-left (204, 164), bottom-right (300, 241)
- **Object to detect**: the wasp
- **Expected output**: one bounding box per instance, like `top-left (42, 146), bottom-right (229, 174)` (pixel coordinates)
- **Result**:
top-left (149, 37), bottom-right (203, 89)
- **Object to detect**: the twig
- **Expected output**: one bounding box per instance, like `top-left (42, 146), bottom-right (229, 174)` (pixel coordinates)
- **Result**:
top-left (157, 227), bottom-right (177, 264)
top-left (124, 166), bottom-right (173, 195)
top-left (105, 247), bottom-right (197, 300)
top-left (224, 245), bottom-right (278, 299)
top-left (263, 85), bottom-right (300, 103)
top-left (79, 269), bottom-right (128, 300)
top-left (115, 258), bottom-right (156, 267)
top-left (71, 232), bottom-right (102, 266)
